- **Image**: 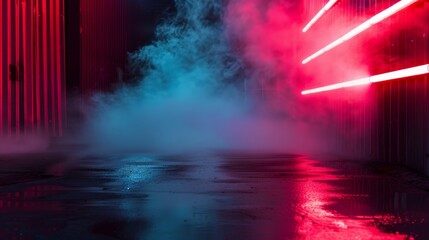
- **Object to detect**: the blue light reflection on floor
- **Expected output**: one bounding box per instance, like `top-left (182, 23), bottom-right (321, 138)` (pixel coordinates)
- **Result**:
top-left (0, 153), bottom-right (427, 239)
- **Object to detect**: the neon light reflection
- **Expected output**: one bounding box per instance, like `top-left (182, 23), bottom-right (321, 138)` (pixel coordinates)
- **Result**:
top-left (302, 0), bottom-right (419, 64)
top-left (302, 64), bottom-right (429, 95)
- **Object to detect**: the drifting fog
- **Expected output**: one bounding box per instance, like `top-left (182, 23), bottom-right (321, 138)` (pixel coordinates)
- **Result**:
top-left (85, 0), bottom-right (330, 153)
top-left (4, 0), bottom-right (409, 156)
top-left (84, 0), bottom-right (337, 155)
top-left (0, 134), bottom-right (49, 155)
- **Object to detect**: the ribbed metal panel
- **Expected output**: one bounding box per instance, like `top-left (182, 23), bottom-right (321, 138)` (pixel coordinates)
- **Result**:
top-left (302, 0), bottom-right (429, 175)
top-left (79, 0), bottom-right (127, 97)
top-left (0, 0), bottom-right (66, 137)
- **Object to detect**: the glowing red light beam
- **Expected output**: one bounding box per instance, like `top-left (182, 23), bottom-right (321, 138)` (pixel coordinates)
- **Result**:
top-left (302, 0), bottom-right (339, 33)
top-left (302, 78), bottom-right (370, 95)
top-left (369, 64), bottom-right (429, 82)
top-left (301, 64), bottom-right (429, 95)
top-left (302, 0), bottom-right (419, 64)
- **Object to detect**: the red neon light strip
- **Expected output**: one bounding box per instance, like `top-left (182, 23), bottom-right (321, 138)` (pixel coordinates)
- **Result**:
top-left (16, 0), bottom-right (21, 135)
top-left (370, 64), bottom-right (429, 82)
top-left (303, 0), bottom-right (339, 33)
top-left (50, 0), bottom-right (56, 135)
top-left (0, 1), bottom-right (3, 135)
top-left (23, 1), bottom-right (28, 134)
top-left (58, 0), bottom-right (65, 136)
top-left (1, 0), bottom-right (65, 136)
top-left (35, 0), bottom-right (41, 130)
top-left (302, 0), bottom-right (419, 64)
top-left (302, 78), bottom-right (370, 95)
top-left (55, 0), bottom-right (59, 135)
top-left (43, 0), bottom-right (48, 133)
top-left (302, 64), bottom-right (429, 95)
top-left (7, 1), bottom-right (12, 136)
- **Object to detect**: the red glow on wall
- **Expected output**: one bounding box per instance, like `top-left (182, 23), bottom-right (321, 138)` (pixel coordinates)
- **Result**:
top-left (302, 0), bottom-right (420, 64)
top-left (302, 64), bottom-right (429, 95)
top-left (299, 0), bottom-right (429, 173)
top-left (0, 0), bottom-right (66, 136)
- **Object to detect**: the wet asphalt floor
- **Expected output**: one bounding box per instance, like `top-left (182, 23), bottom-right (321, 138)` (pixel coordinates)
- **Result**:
top-left (0, 152), bottom-right (428, 240)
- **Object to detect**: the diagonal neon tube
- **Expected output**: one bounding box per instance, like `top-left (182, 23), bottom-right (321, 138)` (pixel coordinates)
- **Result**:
top-left (302, 0), bottom-right (419, 64)
top-left (301, 64), bottom-right (429, 95)
top-left (303, 0), bottom-right (339, 33)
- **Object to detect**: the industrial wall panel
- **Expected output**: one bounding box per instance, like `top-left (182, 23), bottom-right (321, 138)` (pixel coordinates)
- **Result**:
top-left (0, 0), bottom-right (66, 137)
top-left (79, 0), bottom-right (127, 97)
top-left (302, 0), bottom-right (429, 174)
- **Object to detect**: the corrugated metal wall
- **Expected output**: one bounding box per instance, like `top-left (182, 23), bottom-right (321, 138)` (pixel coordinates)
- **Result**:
top-left (302, 0), bottom-right (429, 175)
top-left (79, 0), bottom-right (127, 97)
top-left (0, 0), bottom-right (66, 137)
top-left (372, 0), bottom-right (429, 174)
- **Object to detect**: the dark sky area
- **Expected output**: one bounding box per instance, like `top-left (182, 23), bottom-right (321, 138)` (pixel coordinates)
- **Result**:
top-left (127, 0), bottom-right (176, 51)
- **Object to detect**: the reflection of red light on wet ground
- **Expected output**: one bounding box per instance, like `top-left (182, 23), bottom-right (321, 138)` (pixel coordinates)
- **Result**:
top-left (294, 158), bottom-right (408, 239)
top-left (0, 184), bottom-right (64, 239)
top-left (0, 185), bottom-right (64, 213)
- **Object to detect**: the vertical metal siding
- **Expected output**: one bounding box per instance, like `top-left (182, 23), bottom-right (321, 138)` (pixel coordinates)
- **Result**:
top-left (302, 0), bottom-right (429, 175)
top-left (79, 0), bottom-right (127, 97)
top-left (372, 1), bottom-right (429, 173)
top-left (0, 0), bottom-right (66, 137)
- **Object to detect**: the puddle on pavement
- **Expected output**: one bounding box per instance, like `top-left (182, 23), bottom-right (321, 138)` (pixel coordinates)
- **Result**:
top-left (0, 153), bottom-right (427, 239)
